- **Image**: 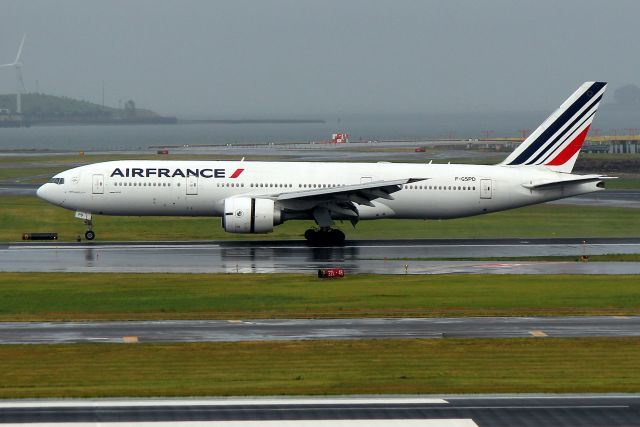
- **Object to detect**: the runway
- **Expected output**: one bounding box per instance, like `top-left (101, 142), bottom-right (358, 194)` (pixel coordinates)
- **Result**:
top-left (0, 395), bottom-right (639, 426)
top-left (2, 237), bottom-right (640, 274)
top-left (1, 316), bottom-right (639, 344)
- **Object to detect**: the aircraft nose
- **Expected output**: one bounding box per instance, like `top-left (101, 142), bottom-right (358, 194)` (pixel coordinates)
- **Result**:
top-left (36, 183), bottom-right (48, 200)
top-left (37, 183), bottom-right (64, 206)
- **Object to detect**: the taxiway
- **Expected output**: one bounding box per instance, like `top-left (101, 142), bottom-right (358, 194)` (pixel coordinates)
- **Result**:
top-left (1, 238), bottom-right (639, 274)
top-left (1, 316), bottom-right (638, 344)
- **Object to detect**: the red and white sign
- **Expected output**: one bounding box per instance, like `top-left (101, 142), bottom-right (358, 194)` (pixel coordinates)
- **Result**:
top-left (331, 133), bottom-right (349, 144)
top-left (318, 268), bottom-right (345, 278)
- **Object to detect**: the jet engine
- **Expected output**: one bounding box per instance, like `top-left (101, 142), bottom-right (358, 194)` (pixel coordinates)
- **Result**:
top-left (222, 197), bottom-right (282, 233)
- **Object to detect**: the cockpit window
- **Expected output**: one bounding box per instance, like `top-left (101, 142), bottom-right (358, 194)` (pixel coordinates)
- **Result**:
top-left (50, 178), bottom-right (64, 185)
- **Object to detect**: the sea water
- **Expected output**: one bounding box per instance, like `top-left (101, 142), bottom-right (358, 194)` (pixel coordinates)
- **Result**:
top-left (0, 109), bottom-right (630, 151)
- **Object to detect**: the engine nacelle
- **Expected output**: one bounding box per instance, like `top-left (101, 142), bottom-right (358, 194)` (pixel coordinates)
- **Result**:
top-left (222, 197), bottom-right (282, 233)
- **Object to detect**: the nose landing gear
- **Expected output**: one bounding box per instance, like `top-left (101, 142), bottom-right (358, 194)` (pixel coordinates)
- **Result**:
top-left (75, 211), bottom-right (96, 241)
top-left (84, 219), bottom-right (95, 241)
top-left (304, 227), bottom-right (345, 246)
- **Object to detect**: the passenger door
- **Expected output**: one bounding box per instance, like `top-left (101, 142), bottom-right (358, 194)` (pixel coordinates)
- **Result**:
top-left (186, 176), bottom-right (198, 195)
top-left (92, 174), bottom-right (104, 194)
top-left (480, 179), bottom-right (492, 199)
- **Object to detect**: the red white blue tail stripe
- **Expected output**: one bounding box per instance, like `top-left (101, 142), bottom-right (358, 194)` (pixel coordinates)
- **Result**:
top-left (502, 81), bottom-right (607, 173)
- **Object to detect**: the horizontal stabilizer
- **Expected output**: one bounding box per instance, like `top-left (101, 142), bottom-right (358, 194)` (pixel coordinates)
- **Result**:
top-left (522, 175), bottom-right (615, 190)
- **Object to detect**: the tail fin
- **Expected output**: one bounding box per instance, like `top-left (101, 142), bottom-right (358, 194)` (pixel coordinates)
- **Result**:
top-left (501, 81), bottom-right (607, 173)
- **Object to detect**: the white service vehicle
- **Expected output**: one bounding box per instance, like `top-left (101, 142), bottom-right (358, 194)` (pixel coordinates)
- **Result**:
top-left (38, 82), bottom-right (610, 244)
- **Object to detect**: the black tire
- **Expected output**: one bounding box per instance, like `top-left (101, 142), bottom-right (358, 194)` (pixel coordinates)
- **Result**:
top-left (304, 229), bottom-right (316, 241)
top-left (306, 229), bottom-right (344, 246)
top-left (85, 230), bottom-right (95, 241)
top-left (330, 229), bottom-right (345, 245)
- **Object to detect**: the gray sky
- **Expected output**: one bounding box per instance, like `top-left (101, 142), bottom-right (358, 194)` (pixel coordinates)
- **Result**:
top-left (1, 0), bottom-right (637, 116)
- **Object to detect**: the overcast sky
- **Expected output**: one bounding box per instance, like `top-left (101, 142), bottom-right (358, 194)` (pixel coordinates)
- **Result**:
top-left (1, 0), bottom-right (638, 116)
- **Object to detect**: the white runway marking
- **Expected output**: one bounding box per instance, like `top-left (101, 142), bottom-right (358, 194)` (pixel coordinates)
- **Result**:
top-left (0, 397), bottom-right (447, 408)
top-left (0, 421), bottom-right (478, 427)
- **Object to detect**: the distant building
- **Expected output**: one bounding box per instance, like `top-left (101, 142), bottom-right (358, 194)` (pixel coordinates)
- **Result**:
top-left (331, 133), bottom-right (349, 144)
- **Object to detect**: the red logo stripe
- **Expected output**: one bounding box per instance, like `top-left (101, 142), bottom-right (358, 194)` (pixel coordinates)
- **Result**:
top-left (229, 168), bottom-right (244, 178)
top-left (545, 125), bottom-right (590, 166)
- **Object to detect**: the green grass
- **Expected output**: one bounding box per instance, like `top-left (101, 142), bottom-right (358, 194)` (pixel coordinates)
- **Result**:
top-left (2, 195), bottom-right (639, 242)
top-left (0, 167), bottom-right (67, 182)
top-left (0, 338), bottom-right (639, 397)
top-left (0, 273), bottom-right (638, 321)
top-left (606, 178), bottom-right (640, 189)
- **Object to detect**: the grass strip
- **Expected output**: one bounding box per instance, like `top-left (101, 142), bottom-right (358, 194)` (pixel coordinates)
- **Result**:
top-left (0, 273), bottom-right (638, 321)
top-left (0, 338), bottom-right (639, 398)
top-left (606, 177), bottom-right (640, 189)
top-left (2, 195), bottom-right (639, 241)
top-left (0, 167), bottom-right (68, 182)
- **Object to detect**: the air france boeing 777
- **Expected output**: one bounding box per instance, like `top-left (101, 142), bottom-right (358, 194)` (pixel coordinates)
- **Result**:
top-left (38, 82), bottom-right (610, 244)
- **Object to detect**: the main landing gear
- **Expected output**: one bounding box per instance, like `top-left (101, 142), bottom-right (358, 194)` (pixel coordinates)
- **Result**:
top-left (304, 227), bottom-right (345, 246)
top-left (306, 206), bottom-right (347, 246)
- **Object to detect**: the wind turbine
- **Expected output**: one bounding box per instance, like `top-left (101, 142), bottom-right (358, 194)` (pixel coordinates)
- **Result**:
top-left (0, 34), bottom-right (26, 114)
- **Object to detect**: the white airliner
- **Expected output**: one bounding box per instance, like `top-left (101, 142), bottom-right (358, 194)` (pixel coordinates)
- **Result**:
top-left (38, 82), bottom-right (610, 244)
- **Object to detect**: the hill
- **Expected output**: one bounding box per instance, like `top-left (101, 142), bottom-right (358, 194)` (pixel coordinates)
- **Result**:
top-left (0, 93), bottom-right (176, 125)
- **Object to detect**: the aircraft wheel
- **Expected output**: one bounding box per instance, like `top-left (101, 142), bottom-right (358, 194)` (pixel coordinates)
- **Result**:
top-left (304, 229), bottom-right (316, 241)
top-left (305, 229), bottom-right (326, 246)
top-left (85, 230), bottom-right (96, 241)
top-left (305, 228), bottom-right (344, 246)
top-left (329, 229), bottom-right (345, 245)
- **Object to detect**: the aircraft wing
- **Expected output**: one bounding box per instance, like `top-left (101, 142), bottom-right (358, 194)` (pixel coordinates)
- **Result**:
top-left (276, 177), bottom-right (427, 205)
top-left (256, 177), bottom-right (428, 224)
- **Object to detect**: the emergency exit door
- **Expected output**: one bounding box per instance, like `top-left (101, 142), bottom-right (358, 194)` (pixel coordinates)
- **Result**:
top-left (480, 179), bottom-right (492, 199)
top-left (92, 174), bottom-right (104, 194)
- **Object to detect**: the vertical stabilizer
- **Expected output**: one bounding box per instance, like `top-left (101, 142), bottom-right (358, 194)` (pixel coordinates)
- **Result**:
top-left (501, 81), bottom-right (607, 173)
